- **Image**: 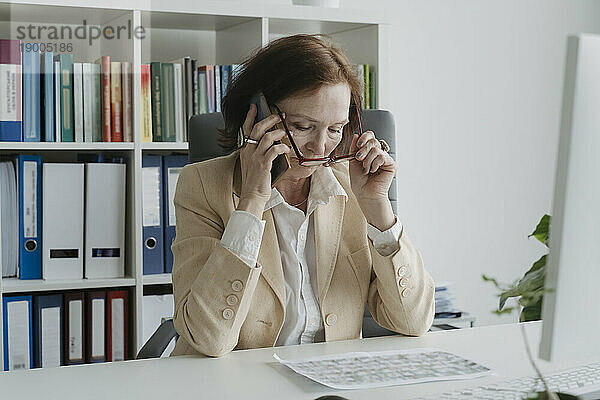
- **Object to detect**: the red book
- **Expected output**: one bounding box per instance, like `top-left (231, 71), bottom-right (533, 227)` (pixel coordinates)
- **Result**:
top-left (95, 56), bottom-right (111, 142)
top-left (64, 292), bottom-right (86, 365)
top-left (106, 290), bottom-right (128, 362)
top-left (86, 291), bottom-right (106, 363)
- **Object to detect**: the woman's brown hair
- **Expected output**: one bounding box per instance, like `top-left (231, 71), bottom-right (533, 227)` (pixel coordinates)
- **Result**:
top-left (217, 34), bottom-right (363, 151)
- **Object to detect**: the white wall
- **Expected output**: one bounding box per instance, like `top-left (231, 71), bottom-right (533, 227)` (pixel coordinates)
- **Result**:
top-left (360, 0), bottom-right (600, 326)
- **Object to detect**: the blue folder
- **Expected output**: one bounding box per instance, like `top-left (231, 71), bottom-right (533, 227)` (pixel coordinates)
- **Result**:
top-left (33, 294), bottom-right (63, 368)
top-left (16, 155), bottom-right (42, 280)
top-left (3, 295), bottom-right (34, 371)
top-left (142, 155), bottom-right (164, 274)
top-left (42, 52), bottom-right (54, 142)
top-left (162, 155), bottom-right (188, 273)
top-left (22, 45), bottom-right (41, 142)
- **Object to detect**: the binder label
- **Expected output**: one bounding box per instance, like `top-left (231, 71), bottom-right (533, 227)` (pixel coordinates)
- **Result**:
top-left (92, 298), bottom-right (105, 358)
top-left (7, 300), bottom-right (30, 370)
top-left (168, 167), bottom-right (183, 226)
top-left (23, 161), bottom-right (37, 238)
top-left (142, 167), bottom-right (160, 227)
top-left (112, 298), bottom-right (125, 361)
top-left (41, 307), bottom-right (61, 368)
top-left (69, 300), bottom-right (83, 360)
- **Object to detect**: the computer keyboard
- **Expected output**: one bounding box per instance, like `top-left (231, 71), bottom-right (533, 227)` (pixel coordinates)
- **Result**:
top-left (416, 362), bottom-right (600, 400)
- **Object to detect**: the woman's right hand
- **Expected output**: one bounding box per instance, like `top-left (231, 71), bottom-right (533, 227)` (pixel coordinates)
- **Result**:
top-left (237, 103), bottom-right (290, 218)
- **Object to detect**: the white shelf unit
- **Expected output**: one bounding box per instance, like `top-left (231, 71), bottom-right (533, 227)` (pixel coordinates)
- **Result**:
top-left (0, 0), bottom-right (390, 362)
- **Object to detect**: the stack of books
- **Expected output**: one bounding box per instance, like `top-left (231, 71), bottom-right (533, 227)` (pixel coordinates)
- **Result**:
top-left (434, 282), bottom-right (461, 318)
top-left (140, 60), bottom-right (242, 144)
top-left (0, 40), bottom-right (133, 143)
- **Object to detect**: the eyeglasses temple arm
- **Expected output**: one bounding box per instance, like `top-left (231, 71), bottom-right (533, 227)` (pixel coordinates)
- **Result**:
top-left (273, 104), bottom-right (303, 160)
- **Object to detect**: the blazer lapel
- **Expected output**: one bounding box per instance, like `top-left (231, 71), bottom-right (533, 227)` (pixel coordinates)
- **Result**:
top-left (257, 210), bottom-right (286, 310)
top-left (315, 195), bottom-right (346, 305)
top-left (231, 153), bottom-right (286, 311)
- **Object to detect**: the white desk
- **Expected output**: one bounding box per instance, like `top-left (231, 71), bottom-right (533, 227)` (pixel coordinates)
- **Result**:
top-left (1, 321), bottom-right (597, 399)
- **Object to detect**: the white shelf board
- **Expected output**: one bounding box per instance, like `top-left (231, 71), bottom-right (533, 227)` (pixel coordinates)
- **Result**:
top-left (269, 18), bottom-right (370, 36)
top-left (0, 142), bottom-right (135, 151)
top-left (1, 0), bottom-right (390, 25)
top-left (142, 273), bottom-right (172, 285)
top-left (0, 2), bottom-right (131, 25)
top-left (141, 11), bottom-right (256, 31)
top-left (1, 277), bottom-right (137, 293)
top-left (141, 142), bottom-right (189, 151)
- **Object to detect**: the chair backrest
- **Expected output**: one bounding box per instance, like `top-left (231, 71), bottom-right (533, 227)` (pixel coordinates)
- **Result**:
top-left (187, 109), bottom-right (397, 213)
top-left (136, 319), bottom-right (179, 359)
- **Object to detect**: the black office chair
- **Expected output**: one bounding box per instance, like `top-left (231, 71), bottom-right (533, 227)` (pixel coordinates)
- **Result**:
top-left (136, 319), bottom-right (179, 359)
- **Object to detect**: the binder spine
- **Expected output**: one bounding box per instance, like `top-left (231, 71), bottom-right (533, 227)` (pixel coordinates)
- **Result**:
top-left (3, 295), bottom-right (33, 371)
top-left (17, 155), bottom-right (42, 280)
top-left (42, 52), bottom-right (54, 142)
top-left (142, 155), bottom-right (164, 275)
top-left (22, 45), bottom-right (40, 142)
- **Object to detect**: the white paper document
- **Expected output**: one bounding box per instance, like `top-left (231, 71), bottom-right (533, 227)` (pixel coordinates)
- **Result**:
top-left (274, 348), bottom-right (491, 390)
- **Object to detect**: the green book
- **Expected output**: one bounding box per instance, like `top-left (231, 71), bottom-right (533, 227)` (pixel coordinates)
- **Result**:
top-left (369, 67), bottom-right (376, 110)
top-left (54, 54), bottom-right (73, 142)
top-left (150, 62), bottom-right (163, 142)
top-left (161, 62), bottom-right (176, 142)
top-left (364, 63), bottom-right (370, 109)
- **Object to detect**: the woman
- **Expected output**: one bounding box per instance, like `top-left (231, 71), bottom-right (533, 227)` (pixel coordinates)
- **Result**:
top-left (170, 34), bottom-right (435, 358)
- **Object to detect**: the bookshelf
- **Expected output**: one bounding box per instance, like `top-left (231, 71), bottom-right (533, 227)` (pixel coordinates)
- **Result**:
top-left (0, 0), bottom-right (391, 364)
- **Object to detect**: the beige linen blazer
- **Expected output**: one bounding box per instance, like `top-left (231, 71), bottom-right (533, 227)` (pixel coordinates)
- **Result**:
top-left (170, 150), bottom-right (435, 357)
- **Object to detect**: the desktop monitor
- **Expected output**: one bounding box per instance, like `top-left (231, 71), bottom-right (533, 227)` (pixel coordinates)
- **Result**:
top-left (540, 33), bottom-right (600, 362)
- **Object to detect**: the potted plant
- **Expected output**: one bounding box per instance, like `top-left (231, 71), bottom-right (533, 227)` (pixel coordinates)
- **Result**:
top-left (483, 214), bottom-right (579, 400)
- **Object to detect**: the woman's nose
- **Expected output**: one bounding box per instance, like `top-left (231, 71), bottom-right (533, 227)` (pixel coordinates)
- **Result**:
top-left (304, 132), bottom-right (328, 156)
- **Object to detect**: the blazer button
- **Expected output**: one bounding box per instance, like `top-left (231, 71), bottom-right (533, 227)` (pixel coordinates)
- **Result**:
top-left (222, 308), bottom-right (234, 320)
top-left (401, 288), bottom-right (410, 298)
top-left (226, 294), bottom-right (238, 306)
top-left (398, 277), bottom-right (409, 288)
top-left (397, 266), bottom-right (407, 277)
top-left (325, 313), bottom-right (338, 326)
top-left (231, 280), bottom-right (243, 292)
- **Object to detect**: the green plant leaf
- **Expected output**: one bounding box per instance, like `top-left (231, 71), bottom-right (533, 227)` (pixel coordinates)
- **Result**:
top-left (499, 287), bottom-right (520, 310)
top-left (519, 299), bottom-right (543, 322)
top-left (493, 307), bottom-right (516, 315)
top-left (528, 214), bottom-right (551, 247)
top-left (484, 214), bottom-right (551, 315)
top-left (523, 254), bottom-right (547, 276)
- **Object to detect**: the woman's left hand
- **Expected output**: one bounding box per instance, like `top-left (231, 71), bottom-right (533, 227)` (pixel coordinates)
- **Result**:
top-left (348, 131), bottom-right (396, 203)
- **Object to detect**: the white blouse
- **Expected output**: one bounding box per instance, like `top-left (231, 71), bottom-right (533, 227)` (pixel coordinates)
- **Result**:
top-left (220, 166), bottom-right (402, 345)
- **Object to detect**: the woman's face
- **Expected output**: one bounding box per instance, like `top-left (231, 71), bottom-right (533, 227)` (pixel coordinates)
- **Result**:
top-left (277, 83), bottom-right (352, 180)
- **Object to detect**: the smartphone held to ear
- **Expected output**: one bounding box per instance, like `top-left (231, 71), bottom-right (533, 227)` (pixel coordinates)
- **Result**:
top-left (248, 93), bottom-right (291, 187)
